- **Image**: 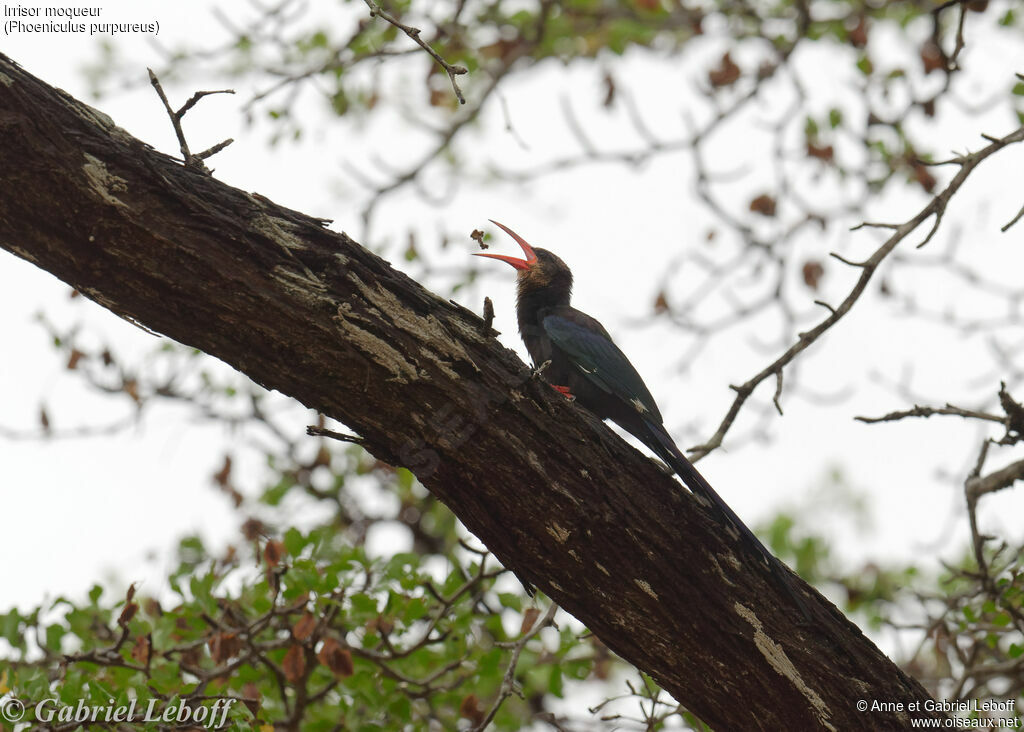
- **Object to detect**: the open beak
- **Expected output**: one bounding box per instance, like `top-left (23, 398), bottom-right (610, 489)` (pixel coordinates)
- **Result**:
top-left (473, 220), bottom-right (538, 271)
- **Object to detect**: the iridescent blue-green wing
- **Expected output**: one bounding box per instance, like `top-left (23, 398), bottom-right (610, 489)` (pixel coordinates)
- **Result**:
top-left (542, 314), bottom-right (663, 424)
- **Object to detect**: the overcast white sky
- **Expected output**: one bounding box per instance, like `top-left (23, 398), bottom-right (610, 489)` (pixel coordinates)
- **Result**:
top-left (3, 1), bottom-right (1024, 661)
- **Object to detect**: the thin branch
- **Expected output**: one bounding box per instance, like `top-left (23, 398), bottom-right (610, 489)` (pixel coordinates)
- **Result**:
top-left (306, 425), bottom-right (364, 444)
top-left (772, 369), bottom-right (784, 416)
top-left (362, 0), bottom-right (467, 105)
top-left (855, 404), bottom-right (1005, 425)
top-left (472, 603), bottom-right (559, 731)
top-left (1001, 201), bottom-right (1024, 233)
top-left (966, 456), bottom-right (1024, 502)
top-left (147, 68), bottom-right (235, 173)
top-left (689, 123), bottom-right (1024, 461)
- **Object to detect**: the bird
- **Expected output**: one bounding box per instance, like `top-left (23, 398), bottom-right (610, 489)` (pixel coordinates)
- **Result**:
top-left (474, 220), bottom-right (808, 613)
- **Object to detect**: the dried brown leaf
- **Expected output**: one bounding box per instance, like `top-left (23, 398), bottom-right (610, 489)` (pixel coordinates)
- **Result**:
top-left (849, 16), bottom-right (868, 48)
top-left (264, 539), bottom-right (285, 568)
top-left (293, 612), bottom-right (317, 642)
top-left (920, 41), bottom-right (945, 74)
top-left (802, 261), bottom-right (825, 291)
top-left (909, 161), bottom-right (937, 193)
top-left (66, 348), bottom-right (84, 370)
top-left (460, 694), bottom-right (485, 725)
top-left (806, 142), bottom-right (834, 162)
top-left (749, 194), bottom-right (777, 217)
top-left (212, 455), bottom-right (232, 487)
top-left (282, 644), bottom-right (306, 683)
top-left (318, 638), bottom-right (354, 677)
top-left (117, 602), bottom-right (138, 628)
top-left (123, 378), bottom-right (140, 403)
top-left (241, 518), bottom-right (265, 542)
top-left (708, 52), bottom-right (740, 87)
top-left (131, 635), bottom-right (150, 665)
top-left (521, 607), bottom-right (541, 636)
top-left (208, 632), bottom-right (243, 664)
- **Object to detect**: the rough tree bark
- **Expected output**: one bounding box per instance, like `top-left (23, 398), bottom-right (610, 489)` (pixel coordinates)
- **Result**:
top-left (0, 54), bottom-right (941, 730)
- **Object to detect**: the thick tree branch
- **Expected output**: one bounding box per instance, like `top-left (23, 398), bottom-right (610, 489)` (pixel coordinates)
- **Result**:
top-left (0, 54), bottom-right (941, 730)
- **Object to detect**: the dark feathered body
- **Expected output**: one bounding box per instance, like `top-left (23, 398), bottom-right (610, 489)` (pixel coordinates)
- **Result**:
top-left (477, 229), bottom-right (808, 616)
top-left (514, 250), bottom-right (663, 436)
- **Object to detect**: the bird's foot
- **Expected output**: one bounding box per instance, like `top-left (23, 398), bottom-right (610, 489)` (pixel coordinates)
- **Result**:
top-left (551, 384), bottom-right (575, 401)
top-left (532, 360), bottom-right (552, 378)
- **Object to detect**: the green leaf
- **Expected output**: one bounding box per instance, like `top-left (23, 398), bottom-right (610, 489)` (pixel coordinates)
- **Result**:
top-left (402, 597), bottom-right (429, 623)
top-left (548, 665), bottom-right (564, 697)
top-left (497, 593), bottom-right (522, 611)
top-left (284, 527), bottom-right (306, 557)
top-left (45, 623), bottom-right (65, 651)
top-left (349, 593), bottom-right (379, 616)
top-left (262, 476), bottom-right (296, 505)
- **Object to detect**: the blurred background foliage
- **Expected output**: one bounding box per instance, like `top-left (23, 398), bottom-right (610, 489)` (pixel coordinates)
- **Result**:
top-left (3, 0), bottom-right (1024, 729)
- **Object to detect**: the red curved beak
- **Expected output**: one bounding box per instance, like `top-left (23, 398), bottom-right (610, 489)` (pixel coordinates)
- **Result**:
top-left (473, 220), bottom-right (538, 271)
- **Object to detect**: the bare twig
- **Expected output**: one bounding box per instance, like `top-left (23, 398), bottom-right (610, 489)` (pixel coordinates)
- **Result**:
top-left (306, 425), bottom-right (364, 444)
top-left (772, 369), bottom-right (784, 416)
top-left (855, 404), bottom-right (1005, 425)
top-left (482, 296), bottom-right (495, 332)
top-left (689, 124), bottom-right (1024, 461)
top-left (147, 68), bottom-right (235, 173)
top-left (362, 0), bottom-right (467, 105)
top-left (472, 603), bottom-right (559, 731)
top-left (1001, 201), bottom-right (1024, 233)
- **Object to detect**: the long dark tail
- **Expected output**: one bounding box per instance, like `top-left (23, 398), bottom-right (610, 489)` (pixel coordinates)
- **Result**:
top-left (640, 419), bottom-right (812, 618)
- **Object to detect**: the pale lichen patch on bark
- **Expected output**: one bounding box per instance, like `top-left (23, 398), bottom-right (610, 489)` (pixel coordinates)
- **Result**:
top-left (0, 72), bottom-right (13, 87)
top-left (547, 523), bottom-right (571, 543)
top-left (251, 211), bottom-right (311, 252)
top-left (734, 603), bottom-right (837, 731)
top-left (251, 212), bottom-right (324, 285)
top-left (270, 265), bottom-right (329, 303)
top-left (634, 579), bottom-right (659, 599)
top-left (707, 547), bottom-right (742, 575)
top-left (348, 276), bottom-right (477, 379)
top-left (595, 561), bottom-right (611, 576)
top-left (332, 305), bottom-right (417, 384)
top-left (71, 100), bottom-right (132, 144)
top-left (82, 153), bottom-right (128, 208)
top-left (549, 482), bottom-right (584, 506)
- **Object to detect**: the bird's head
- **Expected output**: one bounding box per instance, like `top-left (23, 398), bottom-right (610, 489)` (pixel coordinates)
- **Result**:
top-left (474, 220), bottom-right (572, 298)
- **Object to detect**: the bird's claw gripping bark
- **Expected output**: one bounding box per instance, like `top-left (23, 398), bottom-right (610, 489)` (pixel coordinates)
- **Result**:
top-left (532, 359), bottom-right (552, 378)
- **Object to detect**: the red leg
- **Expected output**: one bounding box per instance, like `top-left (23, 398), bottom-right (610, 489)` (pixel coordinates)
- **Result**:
top-left (551, 384), bottom-right (574, 399)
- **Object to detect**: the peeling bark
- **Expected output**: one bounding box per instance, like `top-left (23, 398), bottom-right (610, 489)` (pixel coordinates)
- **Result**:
top-left (0, 54), bottom-right (942, 730)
